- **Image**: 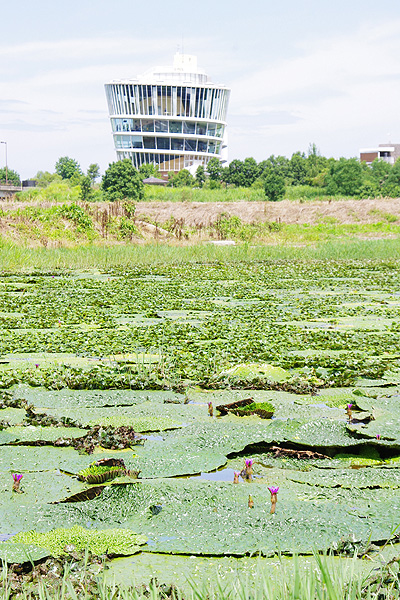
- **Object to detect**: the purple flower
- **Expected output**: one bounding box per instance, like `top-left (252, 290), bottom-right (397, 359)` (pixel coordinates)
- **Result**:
top-left (347, 404), bottom-right (353, 409)
top-left (208, 401), bottom-right (212, 407)
top-left (268, 486), bottom-right (279, 495)
top-left (376, 434), bottom-right (381, 440)
top-left (12, 473), bottom-right (23, 482)
top-left (245, 459), bottom-right (253, 468)
top-left (35, 364), bottom-right (39, 368)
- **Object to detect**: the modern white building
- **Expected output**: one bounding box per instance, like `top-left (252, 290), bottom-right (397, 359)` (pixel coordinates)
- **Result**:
top-left (360, 143), bottom-right (400, 165)
top-left (105, 53), bottom-right (230, 174)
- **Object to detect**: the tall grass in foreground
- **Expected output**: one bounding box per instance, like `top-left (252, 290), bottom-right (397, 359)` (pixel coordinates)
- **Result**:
top-left (0, 551), bottom-right (396, 599)
top-left (0, 238), bottom-right (400, 271)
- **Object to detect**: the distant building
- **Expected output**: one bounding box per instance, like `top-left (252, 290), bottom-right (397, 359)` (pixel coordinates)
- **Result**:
top-left (360, 143), bottom-right (400, 165)
top-left (105, 53), bottom-right (230, 174)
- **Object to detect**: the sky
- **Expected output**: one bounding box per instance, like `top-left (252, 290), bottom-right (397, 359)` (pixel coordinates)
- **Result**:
top-left (1, 0), bottom-right (400, 178)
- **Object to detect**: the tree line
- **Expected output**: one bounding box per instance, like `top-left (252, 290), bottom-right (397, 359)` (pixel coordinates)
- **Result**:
top-left (4, 144), bottom-right (400, 202)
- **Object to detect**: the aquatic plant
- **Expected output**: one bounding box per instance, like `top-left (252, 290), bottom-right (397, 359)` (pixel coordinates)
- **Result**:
top-left (207, 401), bottom-right (213, 417)
top-left (8, 525), bottom-right (147, 557)
top-left (268, 486), bottom-right (279, 514)
top-left (11, 473), bottom-right (23, 493)
top-left (77, 458), bottom-right (139, 484)
top-left (346, 403), bottom-right (353, 421)
top-left (233, 471), bottom-right (240, 484)
top-left (240, 458), bottom-right (253, 481)
top-left (248, 494), bottom-right (254, 508)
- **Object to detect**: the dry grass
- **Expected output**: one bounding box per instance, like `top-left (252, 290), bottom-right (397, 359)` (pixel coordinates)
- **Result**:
top-left (134, 198), bottom-right (400, 226)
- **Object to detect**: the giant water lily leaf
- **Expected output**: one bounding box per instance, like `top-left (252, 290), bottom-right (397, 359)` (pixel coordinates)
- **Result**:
top-left (12, 385), bottom-right (184, 409)
top-left (213, 363), bottom-right (293, 386)
top-left (2, 425), bottom-right (87, 443)
top-left (43, 479), bottom-right (400, 556)
top-left (105, 550), bottom-right (379, 592)
top-left (31, 404), bottom-right (184, 432)
top-left (0, 470), bottom-right (88, 534)
top-left (0, 353), bottom-right (104, 371)
top-left (286, 468), bottom-right (400, 489)
top-left (0, 408), bottom-right (26, 426)
top-left (129, 417), bottom-right (369, 479)
top-left (0, 446), bottom-right (99, 473)
top-left (0, 543), bottom-right (51, 564)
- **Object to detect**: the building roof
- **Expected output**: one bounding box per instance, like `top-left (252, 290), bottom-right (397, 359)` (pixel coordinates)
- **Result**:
top-left (107, 52), bottom-right (228, 89)
top-left (142, 176), bottom-right (168, 186)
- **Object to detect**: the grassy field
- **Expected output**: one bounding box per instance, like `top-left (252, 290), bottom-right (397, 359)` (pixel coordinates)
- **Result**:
top-left (0, 237), bottom-right (399, 271)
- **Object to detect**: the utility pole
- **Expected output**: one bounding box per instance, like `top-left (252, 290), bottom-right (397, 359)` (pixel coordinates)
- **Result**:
top-left (0, 141), bottom-right (8, 184)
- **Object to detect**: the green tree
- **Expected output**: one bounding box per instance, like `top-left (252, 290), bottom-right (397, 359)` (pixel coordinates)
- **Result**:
top-left (195, 165), bottom-right (206, 187)
top-left (382, 159), bottom-right (400, 197)
top-left (207, 157), bottom-right (223, 181)
top-left (242, 157), bottom-right (259, 187)
top-left (288, 152), bottom-right (308, 185)
top-left (87, 163), bottom-right (100, 185)
top-left (33, 171), bottom-right (62, 188)
top-left (0, 167), bottom-right (20, 185)
top-left (101, 159), bottom-right (144, 202)
top-left (306, 145), bottom-right (329, 185)
top-left (80, 175), bottom-right (94, 202)
top-left (226, 159), bottom-right (245, 186)
top-left (55, 157), bottom-right (82, 180)
top-left (370, 158), bottom-right (392, 189)
top-left (168, 169), bottom-right (195, 187)
top-left (259, 156), bottom-right (289, 179)
top-left (264, 168), bottom-right (286, 201)
top-left (138, 164), bottom-right (161, 179)
top-left (325, 158), bottom-right (363, 196)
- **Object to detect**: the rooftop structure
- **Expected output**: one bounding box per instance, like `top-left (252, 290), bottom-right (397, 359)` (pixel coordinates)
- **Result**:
top-left (360, 143), bottom-right (400, 165)
top-left (105, 53), bottom-right (230, 174)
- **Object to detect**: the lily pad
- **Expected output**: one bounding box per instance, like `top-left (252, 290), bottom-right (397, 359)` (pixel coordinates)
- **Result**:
top-left (0, 542), bottom-right (51, 564)
top-left (12, 385), bottom-right (184, 409)
top-left (2, 426), bottom-right (87, 443)
top-left (45, 479), bottom-right (400, 556)
top-left (214, 363), bottom-right (292, 386)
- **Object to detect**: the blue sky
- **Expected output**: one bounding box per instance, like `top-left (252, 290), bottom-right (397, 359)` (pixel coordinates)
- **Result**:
top-left (1, 0), bottom-right (400, 177)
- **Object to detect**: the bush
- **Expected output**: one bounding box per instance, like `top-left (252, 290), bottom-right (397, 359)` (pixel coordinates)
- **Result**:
top-left (264, 170), bottom-right (285, 202)
top-left (102, 159), bottom-right (144, 202)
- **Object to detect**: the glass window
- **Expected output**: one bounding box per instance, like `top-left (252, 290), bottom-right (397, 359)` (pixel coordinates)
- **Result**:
top-left (131, 135), bottom-right (143, 149)
top-left (131, 119), bottom-right (141, 132)
top-left (197, 123), bottom-right (206, 136)
top-left (207, 123), bottom-right (216, 136)
top-left (184, 139), bottom-right (196, 152)
top-left (143, 137), bottom-right (156, 149)
top-left (216, 124), bottom-right (223, 137)
top-left (208, 142), bottom-right (216, 153)
top-left (155, 120), bottom-right (168, 132)
top-left (183, 121), bottom-right (196, 134)
top-left (157, 137), bottom-right (170, 150)
top-left (198, 141), bottom-right (207, 152)
top-left (169, 121), bottom-right (182, 134)
top-left (171, 139), bottom-right (184, 151)
top-left (142, 119), bottom-right (154, 132)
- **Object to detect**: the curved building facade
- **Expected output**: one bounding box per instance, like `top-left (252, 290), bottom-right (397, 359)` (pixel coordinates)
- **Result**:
top-left (105, 53), bottom-right (230, 173)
